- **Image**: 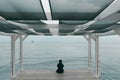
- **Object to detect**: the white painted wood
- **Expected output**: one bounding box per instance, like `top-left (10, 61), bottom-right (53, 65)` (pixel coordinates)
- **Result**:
top-left (11, 35), bottom-right (16, 76)
top-left (88, 36), bottom-right (92, 69)
top-left (20, 35), bottom-right (24, 72)
top-left (19, 35), bottom-right (28, 72)
top-left (95, 36), bottom-right (100, 77)
top-left (11, 69), bottom-right (99, 80)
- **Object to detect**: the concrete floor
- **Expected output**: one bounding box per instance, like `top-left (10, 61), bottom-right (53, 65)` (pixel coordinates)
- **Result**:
top-left (11, 69), bottom-right (99, 80)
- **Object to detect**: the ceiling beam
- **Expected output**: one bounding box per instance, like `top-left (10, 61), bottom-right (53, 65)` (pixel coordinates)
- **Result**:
top-left (41, 0), bottom-right (52, 20)
top-left (41, 0), bottom-right (59, 36)
top-left (41, 20), bottom-right (59, 36)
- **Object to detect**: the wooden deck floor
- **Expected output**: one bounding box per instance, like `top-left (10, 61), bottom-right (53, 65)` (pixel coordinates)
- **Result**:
top-left (11, 69), bottom-right (99, 80)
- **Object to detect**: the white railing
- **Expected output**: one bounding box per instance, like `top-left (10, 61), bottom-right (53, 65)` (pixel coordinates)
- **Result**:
top-left (22, 57), bottom-right (88, 70)
top-left (1, 57), bottom-right (120, 80)
top-left (90, 58), bottom-right (120, 80)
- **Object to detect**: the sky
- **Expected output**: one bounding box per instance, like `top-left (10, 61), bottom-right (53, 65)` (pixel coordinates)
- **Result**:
top-left (0, 35), bottom-right (120, 43)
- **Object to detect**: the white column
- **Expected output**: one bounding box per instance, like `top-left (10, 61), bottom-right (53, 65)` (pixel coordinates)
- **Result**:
top-left (11, 35), bottom-right (16, 76)
top-left (95, 36), bottom-right (100, 77)
top-left (19, 35), bottom-right (28, 72)
top-left (88, 36), bottom-right (92, 69)
top-left (20, 35), bottom-right (23, 71)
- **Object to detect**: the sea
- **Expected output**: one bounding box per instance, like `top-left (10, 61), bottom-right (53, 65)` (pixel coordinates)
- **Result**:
top-left (0, 36), bottom-right (120, 80)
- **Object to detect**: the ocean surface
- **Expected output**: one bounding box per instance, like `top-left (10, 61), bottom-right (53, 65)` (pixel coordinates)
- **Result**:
top-left (0, 36), bottom-right (120, 80)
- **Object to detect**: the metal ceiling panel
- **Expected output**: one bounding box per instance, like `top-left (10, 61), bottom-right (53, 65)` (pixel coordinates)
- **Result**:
top-left (1, 30), bottom-right (16, 33)
top-left (59, 29), bottom-right (74, 33)
top-left (0, 20), bottom-right (24, 30)
top-left (34, 29), bottom-right (51, 33)
top-left (86, 21), bottom-right (116, 30)
top-left (0, 0), bottom-right (46, 20)
top-left (21, 30), bottom-right (37, 35)
top-left (73, 31), bottom-right (86, 35)
top-left (13, 20), bottom-right (45, 24)
top-left (59, 20), bottom-right (88, 25)
top-left (50, 0), bottom-right (113, 20)
top-left (92, 29), bottom-right (111, 33)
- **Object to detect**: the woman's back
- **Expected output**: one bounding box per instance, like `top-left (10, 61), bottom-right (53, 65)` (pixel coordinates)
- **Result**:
top-left (56, 60), bottom-right (64, 73)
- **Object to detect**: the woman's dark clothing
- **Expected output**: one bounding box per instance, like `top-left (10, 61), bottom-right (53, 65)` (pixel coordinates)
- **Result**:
top-left (56, 62), bottom-right (64, 73)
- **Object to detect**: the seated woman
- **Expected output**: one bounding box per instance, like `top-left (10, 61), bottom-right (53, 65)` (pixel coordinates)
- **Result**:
top-left (56, 60), bottom-right (64, 73)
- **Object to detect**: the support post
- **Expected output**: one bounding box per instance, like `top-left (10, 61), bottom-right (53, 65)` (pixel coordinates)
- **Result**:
top-left (19, 35), bottom-right (28, 72)
top-left (20, 35), bottom-right (23, 71)
top-left (11, 35), bottom-right (16, 77)
top-left (83, 35), bottom-right (92, 69)
top-left (88, 36), bottom-right (92, 69)
top-left (95, 36), bottom-right (100, 77)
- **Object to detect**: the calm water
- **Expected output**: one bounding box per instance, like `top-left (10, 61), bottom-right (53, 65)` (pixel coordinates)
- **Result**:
top-left (0, 36), bottom-right (120, 80)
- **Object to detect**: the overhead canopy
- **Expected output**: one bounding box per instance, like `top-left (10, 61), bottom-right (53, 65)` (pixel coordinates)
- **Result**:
top-left (0, 0), bottom-right (46, 20)
top-left (0, 0), bottom-right (120, 37)
top-left (50, 0), bottom-right (113, 20)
